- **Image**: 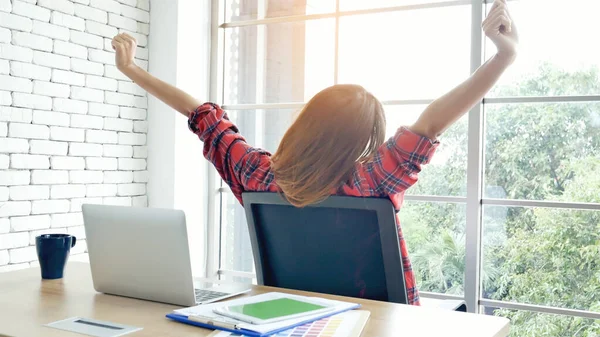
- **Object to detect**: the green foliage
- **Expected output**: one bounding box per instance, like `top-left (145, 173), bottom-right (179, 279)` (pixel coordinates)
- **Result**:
top-left (402, 64), bottom-right (600, 336)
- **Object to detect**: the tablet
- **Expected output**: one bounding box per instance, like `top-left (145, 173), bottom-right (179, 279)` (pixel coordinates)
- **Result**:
top-left (212, 296), bottom-right (336, 325)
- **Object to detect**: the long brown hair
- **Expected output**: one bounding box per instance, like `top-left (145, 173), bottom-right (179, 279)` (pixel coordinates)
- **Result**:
top-left (271, 84), bottom-right (386, 207)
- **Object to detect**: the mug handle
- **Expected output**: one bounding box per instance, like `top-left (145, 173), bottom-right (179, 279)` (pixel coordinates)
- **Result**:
top-left (71, 236), bottom-right (77, 248)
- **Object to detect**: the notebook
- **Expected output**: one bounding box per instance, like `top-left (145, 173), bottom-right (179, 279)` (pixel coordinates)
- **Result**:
top-left (166, 292), bottom-right (361, 337)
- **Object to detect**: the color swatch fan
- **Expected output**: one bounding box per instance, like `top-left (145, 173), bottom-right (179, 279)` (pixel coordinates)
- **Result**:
top-left (208, 310), bottom-right (370, 337)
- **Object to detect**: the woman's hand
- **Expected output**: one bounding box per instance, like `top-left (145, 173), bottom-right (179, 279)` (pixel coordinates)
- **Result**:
top-left (483, 0), bottom-right (519, 64)
top-left (111, 33), bottom-right (138, 74)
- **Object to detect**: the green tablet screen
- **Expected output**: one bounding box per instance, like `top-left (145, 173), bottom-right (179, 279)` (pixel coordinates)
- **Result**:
top-left (226, 298), bottom-right (327, 320)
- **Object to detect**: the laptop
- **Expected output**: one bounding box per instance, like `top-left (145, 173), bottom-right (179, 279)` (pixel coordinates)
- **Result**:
top-left (81, 204), bottom-right (251, 307)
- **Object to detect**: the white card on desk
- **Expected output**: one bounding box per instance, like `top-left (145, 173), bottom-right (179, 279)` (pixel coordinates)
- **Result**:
top-left (44, 317), bottom-right (142, 337)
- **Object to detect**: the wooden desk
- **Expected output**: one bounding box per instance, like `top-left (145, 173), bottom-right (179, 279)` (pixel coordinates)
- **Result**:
top-left (0, 262), bottom-right (509, 337)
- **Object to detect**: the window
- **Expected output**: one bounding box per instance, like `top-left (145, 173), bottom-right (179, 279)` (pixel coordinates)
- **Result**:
top-left (209, 0), bottom-right (600, 335)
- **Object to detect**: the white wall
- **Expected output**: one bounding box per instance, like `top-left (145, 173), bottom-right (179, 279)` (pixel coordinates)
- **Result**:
top-left (148, 0), bottom-right (210, 277)
top-left (0, 0), bottom-right (152, 272)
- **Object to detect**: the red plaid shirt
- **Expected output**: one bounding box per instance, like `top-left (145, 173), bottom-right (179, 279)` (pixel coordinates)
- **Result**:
top-left (189, 102), bottom-right (439, 305)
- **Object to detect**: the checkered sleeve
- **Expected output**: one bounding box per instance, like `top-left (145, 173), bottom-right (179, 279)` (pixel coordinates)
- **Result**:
top-left (362, 126), bottom-right (439, 196)
top-left (188, 103), bottom-right (271, 203)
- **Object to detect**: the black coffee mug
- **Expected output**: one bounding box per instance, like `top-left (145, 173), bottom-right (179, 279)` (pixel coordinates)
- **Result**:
top-left (35, 234), bottom-right (76, 279)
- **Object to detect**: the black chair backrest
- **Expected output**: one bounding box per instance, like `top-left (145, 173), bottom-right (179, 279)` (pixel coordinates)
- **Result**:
top-left (242, 192), bottom-right (408, 304)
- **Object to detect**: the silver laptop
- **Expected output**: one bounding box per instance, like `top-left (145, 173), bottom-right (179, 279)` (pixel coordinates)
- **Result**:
top-left (82, 204), bottom-right (251, 307)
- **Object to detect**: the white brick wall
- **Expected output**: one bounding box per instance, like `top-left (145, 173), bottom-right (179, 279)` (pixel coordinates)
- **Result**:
top-left (33, 51), bottom-right (70, 70)
top-left (0, 12), bottom-right (33, 32)
top-left (53, 98), bottom-right (88, 114)
top-left (0, 138), bottom-right (29, 153)
top-left (0, 201), bottom-right (31, 217)
top-left (0, 232), bottom-right (29, 250)
top-left (12, 1), bottom-right (51, 22)
top-left (0, 28), bottom-right (10, 44)
top-left (70, 197), bottom-right (102, 212)
top-left (0, 59), bottom-right (9, 74)
top-left (85, 20), bottom-right (118, 38)
top-left (70, 170), bottom-right (103, 183)
top-left (0, 170), bottom-right (30, 185)
top-left (50, 126), bottom-right (85, 141)
top-left (133, 145), bottom-right (147, 158)
top-left (11, 154), bottom-right (50, 169)
top-left (38, 0), bottom-right (76, 15)
top-left (120, 107), bottom-right (145, 119)
top-left (0, 0), bottom-right (11, 13)
top-left (51, 12), bottom-right (85, 31)
top-left (103, 144), bottom-right (132, 157)
top-left (86, 74), bottom-right (117, 91)
top-left (118, 82), bottom-right (144, 97)
top-left (86, 157), bottom-right (117, 170)
top-left (1, 0), bottom-right (149, 271)
top-left (11, 215), bottom-right (51, 231)
top-left (74, 4), bottom-right (107, 24)
top-left (120, 5), bottom-right (149, 23)
top-left (117, 183), bottom-right (144, 196)
top-left (118, 158), bottom-right (145, 170)
top-left (89, 102), bottom-right (118, 117)
top-left (50, 156), bottom-right (84, 170)
top-left (86, 183), bottom-right (116, 197)
top-left (32, 21), bottom-right (70, 41)
top-left (33, 110), bottom-right (70, 127)
top-left (51, 184), bottom-right (86, 199)
top-left (108, 13), bottom-right (136, 31)
top-left (118, 132), bottom-right (145, 145)
top-left (88, 49), bottom-right (115, 65)
top-left (9, 186), bottom-right (49, 201)
top-left (12, 93), bottom-right (52, 110)
top-left (0, 74), bottom-right (32, 92)
top-left (9, 122), bottom-right (50, 139)
top-left (30, 140), bottom-right (69, 155)
top-left (12, 32), bottom-right (53, 52)
top-left (34, 81), bottom-right (71, 98)
top-left (54, 40), bottom-right (87, 59)
top-left (31, 199), bottom-right (70, 214)
top-left (103, 196), bottom-right (130, 206)
top-left (103, 170), bottom-right (132, 183)
top-left (133, 120), bottom-right (147, 133)
top-left (137, 0), bottom-right (149, 11)
top-left (103, 117), bottom-right (132, 132)
top-left (10, 61), bottom-right (52, 81)
top-left (70, 30), bottom-right (103, 49)
top-left (90, 0), bottom-right (121, 15)
top-left (70, 114), bottom-right (103, 129)
top-left (9, 245), bottom-right (37, 263)
top-left (0, 90), bottom-right (11, 106)
top-left (71, 86), bottom-right (104, 102)
top-left (72, 58), bottom-right (104, 75)
top-left (52, 69), bottom-right (85, 86)
top-left (86, 129), bottom-right (117, 143)
top-left (137, 22), bottom-right (149, 35)
top-left (51, 212), bottom-right (83, 227)
top-left (69, 142), bottom-right (103, 156)
top-left (133, 170), bottom-right (148, 183)
top-left (31, 169), bottom-right (69, 184)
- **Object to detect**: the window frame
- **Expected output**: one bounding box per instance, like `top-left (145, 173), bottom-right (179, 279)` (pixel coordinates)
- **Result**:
top-left (206, 0), bottom-right (600, 320)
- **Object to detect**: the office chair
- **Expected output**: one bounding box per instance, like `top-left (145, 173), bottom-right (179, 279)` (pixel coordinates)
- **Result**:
top-left (242, 192), bottom-right (467, 311)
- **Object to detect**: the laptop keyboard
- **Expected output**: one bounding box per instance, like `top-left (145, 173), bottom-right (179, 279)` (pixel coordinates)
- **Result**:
top-left (195, 289), bottom-right (230, 303)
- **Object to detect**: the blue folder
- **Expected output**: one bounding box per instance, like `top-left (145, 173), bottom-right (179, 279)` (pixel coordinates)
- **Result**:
top-left (165, 303), bottom-right (360, 337)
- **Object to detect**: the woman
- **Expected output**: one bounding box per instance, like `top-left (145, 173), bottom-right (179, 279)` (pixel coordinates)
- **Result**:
top-left (111, 0), bottom-right (517, 305)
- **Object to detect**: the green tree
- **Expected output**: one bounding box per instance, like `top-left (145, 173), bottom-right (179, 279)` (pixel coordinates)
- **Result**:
top-left (402, 64), bottom-right (600, 336)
